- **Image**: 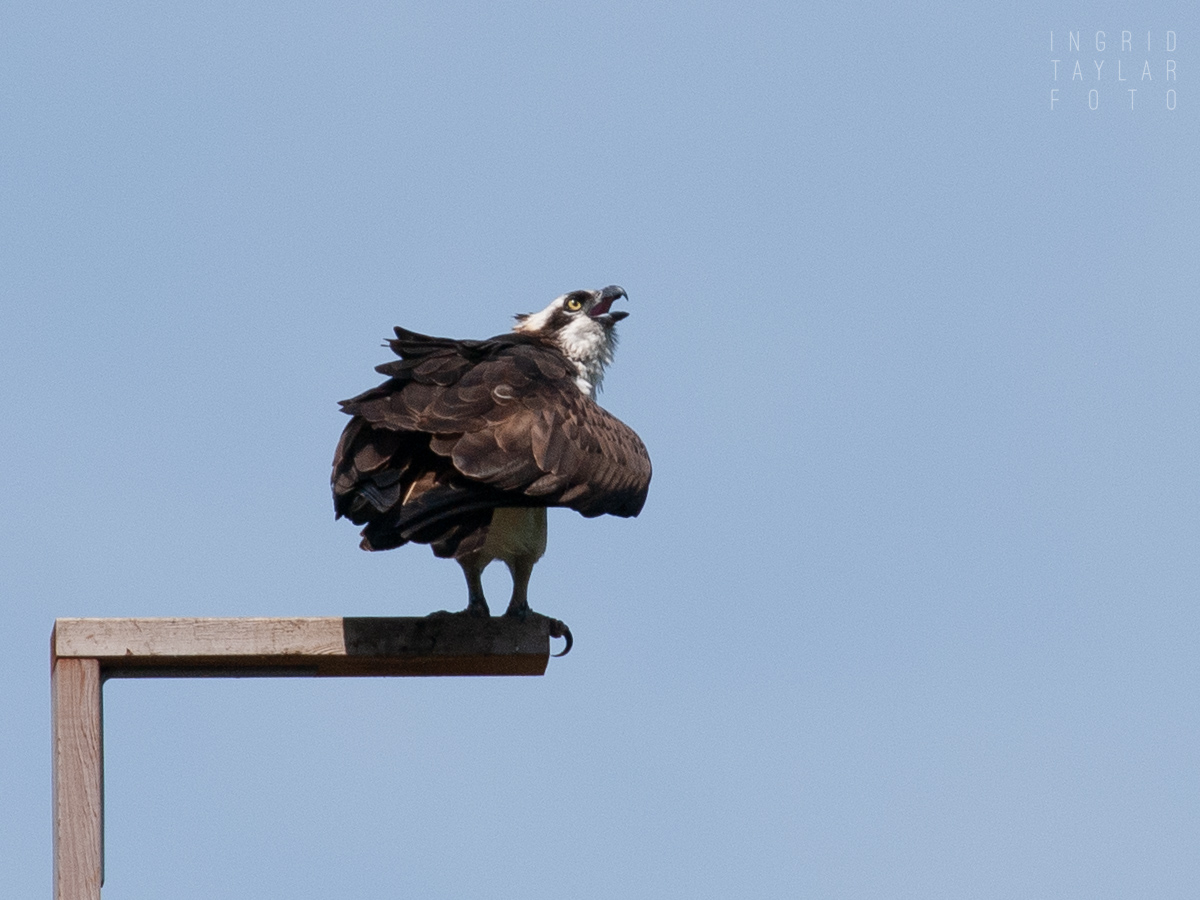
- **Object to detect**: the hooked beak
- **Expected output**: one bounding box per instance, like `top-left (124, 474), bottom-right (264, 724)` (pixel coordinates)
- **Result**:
top-left (589, 285), bottom-right (629, 322)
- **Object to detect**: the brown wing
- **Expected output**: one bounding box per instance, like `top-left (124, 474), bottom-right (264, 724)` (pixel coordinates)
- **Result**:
top-left (332, 333), bottom-right (651, 557)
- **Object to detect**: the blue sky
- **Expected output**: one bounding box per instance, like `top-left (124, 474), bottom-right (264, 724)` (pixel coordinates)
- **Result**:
top-left (3, 2), bottom-right (1198, 897)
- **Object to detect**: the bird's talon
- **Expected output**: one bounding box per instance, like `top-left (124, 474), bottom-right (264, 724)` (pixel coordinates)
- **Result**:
top-left (548, 618), bottom-right (573, 657)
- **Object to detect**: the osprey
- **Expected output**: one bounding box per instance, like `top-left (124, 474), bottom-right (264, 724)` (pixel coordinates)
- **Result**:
top-left (332, 285), bottom-right (651, 653)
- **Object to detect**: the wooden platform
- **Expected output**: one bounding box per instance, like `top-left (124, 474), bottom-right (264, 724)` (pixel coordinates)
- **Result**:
top-left (51, 615), bottom-right (557, 899)
top-left (54, 615), bottom-right (554, 678)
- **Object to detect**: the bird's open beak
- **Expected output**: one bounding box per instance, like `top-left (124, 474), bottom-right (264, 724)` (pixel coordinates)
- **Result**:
top-left (589, 285), bottom-right (629, 322)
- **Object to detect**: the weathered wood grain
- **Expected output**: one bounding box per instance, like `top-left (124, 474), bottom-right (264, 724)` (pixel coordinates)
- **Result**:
top-left (51, 651), bottom-right (102, 900)
top-left (53, 616), bottom-right (553, 677)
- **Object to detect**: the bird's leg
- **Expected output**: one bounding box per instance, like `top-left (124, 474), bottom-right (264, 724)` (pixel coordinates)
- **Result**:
top-left (457, 554), bottom-right (491, 618)
top-left (503, 556), bottom-right (572, 656)
top-left (502, 556), bottom-right (535, 618)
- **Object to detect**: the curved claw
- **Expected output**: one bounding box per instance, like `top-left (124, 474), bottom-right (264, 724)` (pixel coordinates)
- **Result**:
top-left (548, 619), bottom-right (573, 657)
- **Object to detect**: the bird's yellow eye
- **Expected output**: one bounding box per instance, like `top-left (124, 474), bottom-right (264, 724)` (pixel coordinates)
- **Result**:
top-left (565, 296), bottom-right (583, 312)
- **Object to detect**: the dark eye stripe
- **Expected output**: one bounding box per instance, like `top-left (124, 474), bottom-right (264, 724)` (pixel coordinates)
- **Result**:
top-left (545, 308), bottom-right (574, 331)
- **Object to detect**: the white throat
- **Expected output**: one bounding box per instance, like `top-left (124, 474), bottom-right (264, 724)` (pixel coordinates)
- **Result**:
top-left (513, 298), bottom-right (618, 398)
top-left (556, 315), bottom-right (616, 397)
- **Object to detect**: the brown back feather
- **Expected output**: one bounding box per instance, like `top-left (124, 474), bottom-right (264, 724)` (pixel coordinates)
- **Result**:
top-left (332, 330), bottom-right (651, 558)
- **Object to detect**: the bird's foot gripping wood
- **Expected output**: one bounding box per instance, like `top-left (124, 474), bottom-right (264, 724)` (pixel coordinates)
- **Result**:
top-left (428, 598), bottom-right (491, 619)
top-left (423, 609), bottom-right (572, 657)
top-left (501, 601), bottom-right (573, 658)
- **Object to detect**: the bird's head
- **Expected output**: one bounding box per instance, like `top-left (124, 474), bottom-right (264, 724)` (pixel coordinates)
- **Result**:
top-left (513, 285), bottom-right (629, 396)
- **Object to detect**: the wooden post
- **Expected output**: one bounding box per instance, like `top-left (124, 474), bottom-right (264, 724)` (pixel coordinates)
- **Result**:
top-left (50, 616), bottom-right (556, 897)
top-left (52, 634), bottom-right (103, 900)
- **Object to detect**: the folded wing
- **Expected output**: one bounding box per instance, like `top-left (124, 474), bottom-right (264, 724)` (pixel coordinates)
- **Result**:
top-left (332, 331), bottom-right (651, 557)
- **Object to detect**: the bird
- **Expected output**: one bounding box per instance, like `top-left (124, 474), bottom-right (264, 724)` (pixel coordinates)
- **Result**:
top-left (332, 285), bottom-right (652, 654)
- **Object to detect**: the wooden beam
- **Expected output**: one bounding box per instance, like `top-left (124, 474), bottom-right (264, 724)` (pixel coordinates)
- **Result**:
top-left (52, 643), bottom-right (103, 900)
top-left (51, 615), bottom-right (559, 895)
top-left (53, 616), bottom-right (553, 677)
